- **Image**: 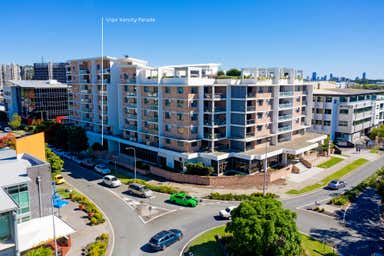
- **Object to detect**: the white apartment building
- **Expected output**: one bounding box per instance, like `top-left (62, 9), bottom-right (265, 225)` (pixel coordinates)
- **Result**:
top-left (311, 88), bottom-right (384, 146)
top-left (67, 56), bottom-right (326, 174)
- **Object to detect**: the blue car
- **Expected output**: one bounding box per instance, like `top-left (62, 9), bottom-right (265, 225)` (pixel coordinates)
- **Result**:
top-left (148, 229), bottom-right (183, 251)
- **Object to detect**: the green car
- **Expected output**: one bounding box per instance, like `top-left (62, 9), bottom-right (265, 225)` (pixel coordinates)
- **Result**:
top-left (169, 193), bottom-right (199, 207)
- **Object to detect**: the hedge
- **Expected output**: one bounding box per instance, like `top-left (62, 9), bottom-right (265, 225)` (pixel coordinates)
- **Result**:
top-left (122, 178), bottom-right (181, 194)
top-left (208, 192), bottom-right (279, 201)
top-left (85, 233), bottom-right (109, 256)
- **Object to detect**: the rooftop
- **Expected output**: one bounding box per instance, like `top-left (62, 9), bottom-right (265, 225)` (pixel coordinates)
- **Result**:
top-left (0, 188), bottom-right (17, 213)
top-left (7, 80), bottom-right (67, 88)
top-left (314, 88), bottom-right (383, 96)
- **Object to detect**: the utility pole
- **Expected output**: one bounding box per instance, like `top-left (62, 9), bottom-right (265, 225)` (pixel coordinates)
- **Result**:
top-left (263, 139), bottom-right (270, 196)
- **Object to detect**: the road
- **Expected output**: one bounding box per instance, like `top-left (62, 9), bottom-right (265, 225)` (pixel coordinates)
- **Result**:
top-left (62, 160), bottom-right (233, 256)
top-left (62, 155), bottom-right (384, 256)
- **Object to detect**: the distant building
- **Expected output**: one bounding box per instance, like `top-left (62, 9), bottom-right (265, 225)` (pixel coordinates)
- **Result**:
top-left (311, 72), bottom-right (317, 81)
top-left (20, 65), bottom-right (33, 80)
top-left (3, 80), bottom-right (68, 123)
top-left (362, 72), bottom-right (367, 81)
top-left (33, 62), bottom-right (67, 83)
top-left (0, 64), bottom-right (21, 89)
top-left (329, 73), bottom-right (333, 80)
top-left (311, 88), bottom-right (384, 145)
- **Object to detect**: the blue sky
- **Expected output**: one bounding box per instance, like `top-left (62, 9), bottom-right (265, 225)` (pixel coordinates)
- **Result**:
top-left (1, 0), bottom-right (383, 79)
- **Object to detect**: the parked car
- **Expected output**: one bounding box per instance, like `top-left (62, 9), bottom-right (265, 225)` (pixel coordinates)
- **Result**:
top-left (219, 206), bottom-right (237, 219)
top-left (3, 127), bottom-right (12, 132)
top-left (71, 155), bottom-right (82, 164)
top-left (148, 229), bottom-right (183, 251)
top-left (94, 164), bottom-right (111, 175)
top-left (327, 179), bottom-right (346, 190)
top-left (169, 193), bottom-right (199, 207)
top-left (54, 174), bottom-right (65, 185)
top-left (81, 158), bottom-right (95, 168)
top-left (127, 183), bottom-right (152, 198)
top-left (102, 175), bottom-right (121, 187)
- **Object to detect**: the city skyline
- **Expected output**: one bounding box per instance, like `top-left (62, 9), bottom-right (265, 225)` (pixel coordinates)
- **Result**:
top-left (1, 0), bottom-right (383, 79)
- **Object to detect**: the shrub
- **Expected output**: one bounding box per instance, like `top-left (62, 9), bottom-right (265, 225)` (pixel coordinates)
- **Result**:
top-left (122, 178), bottom-right (180, 194)
top-left (24, 246), bottom-right (53, 256)
top-left (330, 196), bottom-right (349, 206)
top-left (90, 217), bottom-right (98, 225)
top-left (208, 192), bottom-right (278, 201)
top-left (185, 162), bottom-right (214, 176)
top-left (86, 233), bottom-right (109, 256)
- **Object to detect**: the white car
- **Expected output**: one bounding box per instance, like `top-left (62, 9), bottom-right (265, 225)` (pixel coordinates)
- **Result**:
top-left (219, 206), bottom-right (237, 219)
top-left (94, 164), bottom-right (111, 175)
top-left (102, 175), bottom-right (121, 187)
top-left (3, 127), bottom-right (12, 132)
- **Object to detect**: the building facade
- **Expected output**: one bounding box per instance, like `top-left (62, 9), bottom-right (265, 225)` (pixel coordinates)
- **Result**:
top-left (33, 62), bottom-right (67, 83)
top-left (311, 88), bottom-right (384, 145)
top-left (67, 56), bottom-right (325, 174)
top-left (3, 80), bottom-right (68, 122)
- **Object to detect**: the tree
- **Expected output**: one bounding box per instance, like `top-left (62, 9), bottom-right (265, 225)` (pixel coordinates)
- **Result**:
top-left (67, 126), bottom-right (88, 153)
top-left (9, 113), bottom-right (21, 129)
top-left (226, 68), bottom-right (241, 77)
top-left (225, 197), bottom-right (301, 256)
top-left (0, 133), bottom-right (16, 149)
top-left (45, 146), bottom-right (63, 174)
top-left (91, 142), bottom-right (105, 151)
top-left (320, 135), bottom-right (334, 152)
top-left (217, 70), bottom-right (225, 76)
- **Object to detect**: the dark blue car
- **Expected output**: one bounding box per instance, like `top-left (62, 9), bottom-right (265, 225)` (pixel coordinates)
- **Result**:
top-left (148, 229), bottom-right (183, 251)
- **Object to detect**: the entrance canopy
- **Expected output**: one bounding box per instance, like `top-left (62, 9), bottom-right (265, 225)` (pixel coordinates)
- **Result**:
top-left (17, 215), bottom-right (76, 252)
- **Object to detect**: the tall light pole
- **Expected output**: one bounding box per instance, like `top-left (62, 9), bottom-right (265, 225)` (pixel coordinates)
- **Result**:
top-left (263, 138), bottom-right (270, 196)
top-left (126, 147), bottom-right (136, 180)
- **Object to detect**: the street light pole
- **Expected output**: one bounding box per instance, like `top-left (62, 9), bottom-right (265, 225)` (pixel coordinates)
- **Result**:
top-left (263, 139), bottom-right (269, 196)
top-left (51, 195), bottom-right (58, 256)
top-left (126, 147), bottom-right (137, 180)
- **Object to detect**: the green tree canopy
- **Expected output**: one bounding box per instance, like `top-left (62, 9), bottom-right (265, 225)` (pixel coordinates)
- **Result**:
top-left (9, 113), bottom-right (21, 129)
top-left (45, 146), bottom-right (63, 174)
top-left (67, 126), bottom-right (89, 153)
top-left (0, 111), bottom-right (8, 123)
top-left (226, 197), bottom-right (301, 256)
top-left (217, 70), bottom-right (225, 76)
top-left (226, 68), bottom-right (241, 77)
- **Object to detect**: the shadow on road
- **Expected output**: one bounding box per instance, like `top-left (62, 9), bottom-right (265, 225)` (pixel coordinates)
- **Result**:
top-left (140, 243), bottom-right (158, 253)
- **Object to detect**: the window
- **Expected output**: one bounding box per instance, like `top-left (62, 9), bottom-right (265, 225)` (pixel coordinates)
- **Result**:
top-left (191, 87), bottom-right (198, 94)
top-left (316, 96), bottom-right (323, 102)
top-left (144, 87), bottom-right (149, 92)
top-left (96, 64), bottom-right (100, 70)
top-left (191, 113), bottom-right (198, 121)
top-left (177, 100), bottom-right (184, 108)
top-left (177, 141), bottom-right (184, 147)
top-left (296, 118), bottom-right (300, 123)
top-left (257, 125), bottom-right (262, 131)
top-left (177, 87), bottom-right (184, 94)
top-left (257, 113), bottom-right (263, 119)
top-left (144, 98), bottom-right (149, 104)
top-left (165, 112), bottom-right (171, 119)
top-left (325, 109), bottom-right (332, 114)
top-left (323, 120), bottom-right (331, 126)
top-left (165, 124), bottom-right (171, 131)
top-left (339, 109), bottom-right (348, 114)
top-left (191, 127), bottom-right (198, 134)
top-left (296, 97), bottom-right (301, 102)
top-left (191, 141), bottom-right (198, 147)
top-left (339, 121), bottom-right (348, 127)
top-left (340, 96), bottom-right (348, 102)
top-left (165, 99), bottom-right (171, 106)
top-left (177, 127), bottom-right (184, 134)
top-left (315, 109), bottom-right (323, 114)
top-left (258, 87), bottom-right (264, 93)
top-left (177, 113), bottom-right (183, 121)
top-left (165, 87), bottom-right (171, 93)
top-left (190, 100), bottom-right (198, 108)
top-left (325, 97), bottom-right (332, 102)
top-left (165, 138), bottom-right (171, 144)
top-left (258, 99), bottom-right (263, 106)
top-left (268, 87), bottom-right (273, 93)
top-left (0, 212), bottom-right (11, 241)
top-left (315, 120), bottom-right (322, 125)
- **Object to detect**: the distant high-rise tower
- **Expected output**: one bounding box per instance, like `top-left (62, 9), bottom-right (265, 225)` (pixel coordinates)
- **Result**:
top-left (362, 72), bottom-right (367, 80)
top-left (311, 72), bottom-right (317, 81)
top-left (329, 73), bottom-right (333, 80)
top-left (33, 62), bottom-right (67, 83)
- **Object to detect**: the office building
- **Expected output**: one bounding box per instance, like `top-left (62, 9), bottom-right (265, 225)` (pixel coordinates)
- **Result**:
top-left (362, 72), bottom-right (367, 81)
top-left (311, 88), bottom-right (384, 145)
top-left (3, 80), bottom-right (68, 122)
top-left (311, 72), bottom-right (317, 81)
top-left (67, 56), bottom-right (325, 174)
top-left (19, 66), bottom-right (33, 80)
top-left (33, 62), bottom-right (67, 83)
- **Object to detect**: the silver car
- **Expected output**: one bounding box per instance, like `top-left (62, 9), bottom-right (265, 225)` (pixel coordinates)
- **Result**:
top-left (127, 183), bottom-right (152, 198)
top-left (103, 175), bottom-right (121, 187)
top-left (327, 179), bottom-right (346, 190)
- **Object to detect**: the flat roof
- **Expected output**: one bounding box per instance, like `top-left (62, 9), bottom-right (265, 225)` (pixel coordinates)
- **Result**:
top-left (7, 80), bottom-right (67, 88)
top-left (314, 88), bottom-right (383, 96)
top-left (18, 215), bottom-right (76, 252)
top-left (0, 188), bottom-right (17, 213)
top-left (0, 158), bottom-right (31, 187)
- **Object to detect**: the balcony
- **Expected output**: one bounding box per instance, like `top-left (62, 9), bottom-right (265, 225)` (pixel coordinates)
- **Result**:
top-left (278, 115), bottom-right (292, 121)
top-left (79, 69), bottom-right (90, 75)
top-left (144, 92), bottom-right (158, 98)
top-left (126, 113), bottom-right (137, 119)
top-left (122, 78), bottom-right (137, 84)
top-left (126, 103), bottom-right (137, 108)
top-left (146, 104), bottom-right (158, 110)
top-left (126, 92), bottom-right (136, 97)
top-left (247, 106), bottom-right (256, 112)
top-left (204, 93), bottom-right (226, 99)
top-left (279, 91), bottom-right (294, 97)
top-left (146, 117), bottom-right (159, 122)
top-left (126, 125), bottom-right (137, 130)
top-left (204, 133), bottom-right (226, 139)
top-left (80, 90), bottom-right (92, 94)
top-left (279, 103), bottom-right (293, 109)
top-left (278, 126), bottom-right (292, 132)
top-left (247, 119), bottom-right (256, 125)
top-left (204, 120), bottom-right (226, 126)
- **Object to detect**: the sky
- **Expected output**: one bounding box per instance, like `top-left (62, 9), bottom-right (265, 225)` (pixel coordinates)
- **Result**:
top-left (1, 0), bottom-right (383, 79)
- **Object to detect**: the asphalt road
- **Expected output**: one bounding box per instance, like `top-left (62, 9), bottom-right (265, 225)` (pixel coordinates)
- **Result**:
top-left (62, 160), bottom-right (234, 256)
top-left (62, 155), bottom-right (384, 256)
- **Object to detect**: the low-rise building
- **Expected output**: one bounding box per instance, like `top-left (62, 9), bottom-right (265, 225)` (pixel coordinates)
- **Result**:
top-left (3, 80), bottom-right (68, 123)
top-left (311, 88), bottom-right (384, 145)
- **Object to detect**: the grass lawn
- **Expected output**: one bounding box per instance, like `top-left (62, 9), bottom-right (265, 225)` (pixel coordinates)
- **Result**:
top-left (287, 158), bottom-right (368, 195)
top-left (185, 225), bottom-right (228, 256)
top-left (317, 157), bottom-right (344, 168)
top-left (369, 148), bottom-right (379, 153)
top-left (185, 226), bottom-right (336, 256)
top-left (301, 234), bottom-right (336, 256)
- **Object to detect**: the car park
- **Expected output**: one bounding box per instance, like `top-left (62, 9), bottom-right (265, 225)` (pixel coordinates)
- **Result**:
top-left (169, 192), bottom-right (199, 207)
top-left (219, 206), bottom-right (237, 219)
top-left (54, 174), bottom-right (65, 185)
top-left (148, 229), bottom-right (183, 251)
top-left (327, 179), bottom-right (346, 190)
top-left (94, 164), bottom-right (111, 175)
top-left (102, 175), bottom-right (121, 187)
top-left (127, 183), bottom-right (153, 198)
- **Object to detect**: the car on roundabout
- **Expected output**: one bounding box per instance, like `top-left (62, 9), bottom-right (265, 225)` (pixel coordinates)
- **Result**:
top-left (219, 206), bottom-right (237, 219)
top-left (169, 192), bottom-right (199, 207)
top-left (148, 229), bottom-right (183, 251)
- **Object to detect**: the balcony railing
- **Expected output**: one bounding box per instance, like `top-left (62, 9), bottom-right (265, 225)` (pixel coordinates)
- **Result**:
top-left (247, 106), bottom-right (256, 112)
top-left (278, 126), bottom-right (292, 132)
top-left (127, 103), bottom-right (137, 108)
top-left (204, 120), bottom-right (226, 126)
top-left (146, 117), bottom-right (159, 122)
top-left (79, 69), bottom-right (89, 74)
top-left (279, 91), bottom-right (294, 97)
top-left (126, 114), bottom-right (137, 119)
top-left (145, 92), bottom-right (158, 97)
top-left (126, 125), bottom-right (137, 130)
top-left (278, 115), bottom-right (292, 121)
top-left (204, 93), bottom-right (226, 99)
top-left (247, 119), bottom-right (256, 125)
top-left (204, 133), bottom-right (226, 139)
top-left (279, 103), bottom-right (293, 109)
top-left (126, 92), bottom-right (136, 97)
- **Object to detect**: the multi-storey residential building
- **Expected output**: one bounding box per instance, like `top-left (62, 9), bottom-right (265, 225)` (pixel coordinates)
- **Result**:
top-left (68, 56), bottom-right (326, 174)
top-left (3, 80), bottom-right (68, 122)
top-left (33, 62), bottom-right (67, 83)
top-left (311, 88), bottom-right (384, 145)
top-left (0, 64), bottom-right (21, 90)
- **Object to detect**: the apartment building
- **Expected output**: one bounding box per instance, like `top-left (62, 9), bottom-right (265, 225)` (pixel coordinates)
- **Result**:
top-left (3, 80), bottom-right (68, 122)
top-left (311, 88), bottom-right (384, 145)
top-left (67, 56), bottom-right (326, 174)
top-left (33, 62), bottom-right (67, 83)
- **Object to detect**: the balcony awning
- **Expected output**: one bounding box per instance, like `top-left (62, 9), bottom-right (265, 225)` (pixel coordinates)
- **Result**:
top-left (17, 215), bottom-right (76, 252)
